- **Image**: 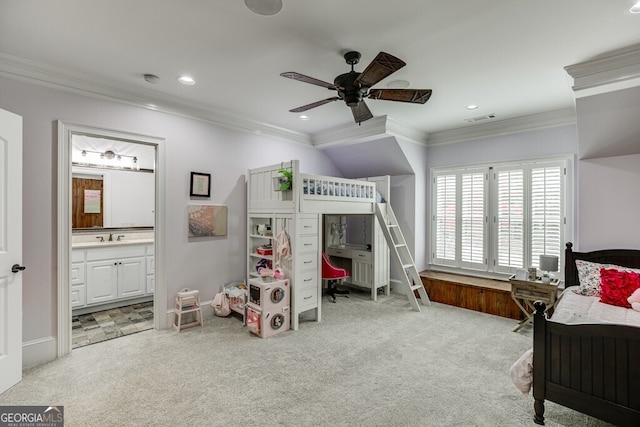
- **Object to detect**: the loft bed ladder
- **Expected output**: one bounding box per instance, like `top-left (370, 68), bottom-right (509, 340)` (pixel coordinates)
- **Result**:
top-left (374, 203), bottom-right (431, 311)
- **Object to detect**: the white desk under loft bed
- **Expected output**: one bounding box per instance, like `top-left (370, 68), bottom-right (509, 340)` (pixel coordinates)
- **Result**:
top-left (247, 160), bottom-right (390, 330)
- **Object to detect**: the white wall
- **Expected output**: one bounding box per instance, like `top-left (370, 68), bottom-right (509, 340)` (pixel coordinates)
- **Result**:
top-left (0, 75), bottom-right (340, 351)
top-left (427, 125), bottom-right (578, 168)
top-left (395, 137), bottom-right (429, 270)
top-left (577, 153), bottom-right (640, 251)
top-left (426, 124), bottom-right (579, 269)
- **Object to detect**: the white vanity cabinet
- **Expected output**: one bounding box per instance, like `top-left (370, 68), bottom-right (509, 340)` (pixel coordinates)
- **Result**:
top-left (85, 245), bottom-right (147, 305)
top-left (71, 250), bottom-right (87, 308)
top-left (146, 244), bottom-right (155, 294)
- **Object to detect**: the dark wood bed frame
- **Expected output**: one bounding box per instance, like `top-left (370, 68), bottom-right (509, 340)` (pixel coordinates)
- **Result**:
top-left (532, 242), bottom-right (640, 426)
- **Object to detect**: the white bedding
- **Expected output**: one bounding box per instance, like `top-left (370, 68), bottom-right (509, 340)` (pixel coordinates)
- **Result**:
top-left (509, 286), bottom-right (640, 394)
top-left (550, 286), bottom-right (640, 327)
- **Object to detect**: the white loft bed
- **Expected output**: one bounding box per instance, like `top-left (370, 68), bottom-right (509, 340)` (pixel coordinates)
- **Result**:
top-left (247, 160), bottom-right (391, 331)
top-left (248, 160), bottom-right (382, 215)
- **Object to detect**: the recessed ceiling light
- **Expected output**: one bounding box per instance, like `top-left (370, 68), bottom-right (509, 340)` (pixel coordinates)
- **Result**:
top-left (178, 75), bottom-right (195, 85)
top-left (466, 104), bottom-right (478, 110)
top-left (298, 115), bottom-right (309, 120)
top-left (631, 1), bottom-right (640, 13)
top-left (386, 79), bottom-right (410, 89)
top-left (245, 0), bottom-right (282, 16)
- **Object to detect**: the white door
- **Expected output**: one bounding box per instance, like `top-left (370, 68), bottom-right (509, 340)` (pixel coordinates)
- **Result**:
top-left (0, 108), bottom-right (23, 394)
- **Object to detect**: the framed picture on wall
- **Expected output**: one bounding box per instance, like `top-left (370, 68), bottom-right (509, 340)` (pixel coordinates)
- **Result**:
top-left (188, 204), bottom-right (228, 237)
top-left (190, 172), bottom-right (211, 197)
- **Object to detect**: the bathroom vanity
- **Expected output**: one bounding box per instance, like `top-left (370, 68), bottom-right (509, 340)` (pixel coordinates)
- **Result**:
top-left (71, 230), bottom-right (154, 314)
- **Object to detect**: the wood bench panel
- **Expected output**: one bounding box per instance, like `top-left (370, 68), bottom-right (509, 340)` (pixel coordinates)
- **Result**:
top-left (420, 271), bottom-right (522, 320)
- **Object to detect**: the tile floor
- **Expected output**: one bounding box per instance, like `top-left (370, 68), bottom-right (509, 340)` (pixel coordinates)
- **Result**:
top-left (72, 301), bottom-right (154, 349)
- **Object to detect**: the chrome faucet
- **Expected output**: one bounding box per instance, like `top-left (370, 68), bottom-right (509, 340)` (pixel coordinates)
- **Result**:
top-left (117, 235), bottom-right (125, 241)
top-left (108, 233), bottom-right (114, 242)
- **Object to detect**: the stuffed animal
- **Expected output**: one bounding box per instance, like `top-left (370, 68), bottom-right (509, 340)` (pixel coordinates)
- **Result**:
top-left (628, 287), bottom-right (640, 312)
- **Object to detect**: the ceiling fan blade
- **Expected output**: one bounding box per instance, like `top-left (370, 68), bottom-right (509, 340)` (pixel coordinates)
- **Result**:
top-left (351, 101), bottom-right (374, 124)
top-left (289, 97), bottom-right (340, 113)
top-left (354, 52), bottom-right (406, 88)
top-left (281, 72), bottom-right (339, 90)
top-left (368, 89), bottom-right (432, 104)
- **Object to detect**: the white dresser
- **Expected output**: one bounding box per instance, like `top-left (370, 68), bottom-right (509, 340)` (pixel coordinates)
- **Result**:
top-left (291, 214), bottom-right (321, 330)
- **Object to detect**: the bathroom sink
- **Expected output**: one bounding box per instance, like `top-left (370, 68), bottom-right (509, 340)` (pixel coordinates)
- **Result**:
top-left (72, 239), bottom-right (154, 249)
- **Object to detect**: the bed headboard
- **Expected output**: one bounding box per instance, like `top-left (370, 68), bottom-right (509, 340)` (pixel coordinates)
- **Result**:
top-left (564, 242), bottom-right (640, 288)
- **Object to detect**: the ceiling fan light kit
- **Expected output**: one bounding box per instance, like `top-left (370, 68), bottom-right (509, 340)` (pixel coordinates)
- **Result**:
top-left (281, 51), bottom-right (432, 124)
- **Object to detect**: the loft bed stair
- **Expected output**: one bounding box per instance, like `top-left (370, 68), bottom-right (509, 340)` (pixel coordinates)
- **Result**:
top-left (375, 203), bottom-right (431, 311)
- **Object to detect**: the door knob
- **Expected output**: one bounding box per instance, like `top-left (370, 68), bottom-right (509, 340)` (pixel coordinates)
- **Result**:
top-left (12, 264), bottom-right (26, 273)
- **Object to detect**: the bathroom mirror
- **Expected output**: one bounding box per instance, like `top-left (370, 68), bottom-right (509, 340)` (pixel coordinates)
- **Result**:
top-left (72, 135), bottom-right (155, 229)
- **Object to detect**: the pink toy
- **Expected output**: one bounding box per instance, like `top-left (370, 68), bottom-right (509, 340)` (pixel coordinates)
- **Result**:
top-left (628, 288), bottom-right (640, 312)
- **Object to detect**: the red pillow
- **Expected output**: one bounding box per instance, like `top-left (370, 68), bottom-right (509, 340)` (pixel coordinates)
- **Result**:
top-left (599, 268), bottom-right (640, 308)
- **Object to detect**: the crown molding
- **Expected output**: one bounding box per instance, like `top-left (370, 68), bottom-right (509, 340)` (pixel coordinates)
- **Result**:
top-left (312, 115), bottom-right (429, 148)
top-left (0, 52), bottom-right (312, 145)
top-left (426, 108), bottom-right (577, 146)
top-left (564, 44), bottom-right (640, 98)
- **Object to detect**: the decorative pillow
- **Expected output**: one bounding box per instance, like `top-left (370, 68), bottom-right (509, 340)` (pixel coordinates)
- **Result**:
top-left (573, 260), bottom-right (640, 296)
top-left (599, 268), bottom-right (640, 308)
top-left (574, 260), bottom-right (604, 296)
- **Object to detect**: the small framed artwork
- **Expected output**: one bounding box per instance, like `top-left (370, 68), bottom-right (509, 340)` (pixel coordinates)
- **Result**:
top-left (190, 172), bottom-right (211, 197)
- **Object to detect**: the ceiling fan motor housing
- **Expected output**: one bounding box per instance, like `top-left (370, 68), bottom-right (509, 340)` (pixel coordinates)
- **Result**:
top-left (334, 71), bottom-right (367, 107)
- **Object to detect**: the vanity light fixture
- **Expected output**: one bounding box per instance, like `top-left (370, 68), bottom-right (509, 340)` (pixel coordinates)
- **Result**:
top-left (245, 0), bottom-right (282, 16)
top-left (631, 1), bottom-right (640, 13)
top-left (178, 75), bottom-right (196, 85)
top-left (80, 149), bottom-right (140, 170)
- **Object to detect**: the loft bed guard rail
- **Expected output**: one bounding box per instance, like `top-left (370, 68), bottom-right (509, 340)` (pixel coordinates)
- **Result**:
top-left (248, 160), bottom-right (379, 214)
top-left (299, 173), bottom-right (376, 201)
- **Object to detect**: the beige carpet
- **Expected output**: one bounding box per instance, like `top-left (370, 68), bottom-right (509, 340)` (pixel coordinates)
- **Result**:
top-left (0, 290), bottom-right (612, 427)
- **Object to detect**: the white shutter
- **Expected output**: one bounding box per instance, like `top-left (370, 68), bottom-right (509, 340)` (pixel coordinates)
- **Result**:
top-left (460, 172), bottom-right (485, 268)
top-left (434, 173), bottom-right (456, 263)
top-left (431, 157), bottom-right (569, 276)
top-left (530, 165), bottom-right (562, 267)
top-left (496, 169), bottom-right (524, 270)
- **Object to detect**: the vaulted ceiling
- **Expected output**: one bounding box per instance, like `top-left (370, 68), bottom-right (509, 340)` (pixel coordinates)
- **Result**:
top-left (1, 1), bottom-right (639, 146)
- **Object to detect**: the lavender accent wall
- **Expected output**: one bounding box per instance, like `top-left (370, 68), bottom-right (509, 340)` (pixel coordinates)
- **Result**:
top-left (0, 75), bottom-right (340, 350)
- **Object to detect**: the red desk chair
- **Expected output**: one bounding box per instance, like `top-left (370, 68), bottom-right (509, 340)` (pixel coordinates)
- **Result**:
top-left (322, 251), bottom-right (350, 303)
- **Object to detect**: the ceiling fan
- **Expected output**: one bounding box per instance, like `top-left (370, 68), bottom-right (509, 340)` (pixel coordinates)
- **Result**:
top-left (281, 51), bottom-right (432, 124)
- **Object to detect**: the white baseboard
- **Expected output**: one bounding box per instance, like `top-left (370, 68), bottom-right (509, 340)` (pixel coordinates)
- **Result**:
top-left (23, 336), bottom-right (57, 369)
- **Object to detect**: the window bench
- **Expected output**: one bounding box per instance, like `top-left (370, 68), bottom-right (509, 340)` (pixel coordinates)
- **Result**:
top-left (420, 271), bottom-right (522, 320)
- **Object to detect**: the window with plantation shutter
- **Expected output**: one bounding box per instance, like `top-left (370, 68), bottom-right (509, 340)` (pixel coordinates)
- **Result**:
top-left (460, 172), bottom-right (485, 268)
top-left (496, 169), bottom-right (524, 270)
top-left (431, 157), bottom-right (571, 277)
top-left (530, 166), bottom-right (562, 267)
top-left (434, 173), bottom-right (456, 263)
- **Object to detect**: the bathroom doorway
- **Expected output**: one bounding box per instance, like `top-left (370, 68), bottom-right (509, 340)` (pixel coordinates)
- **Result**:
top-left (57, 122), bottom-right (166, 356)
top-left (70, 136), bottom-right (156, 348)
